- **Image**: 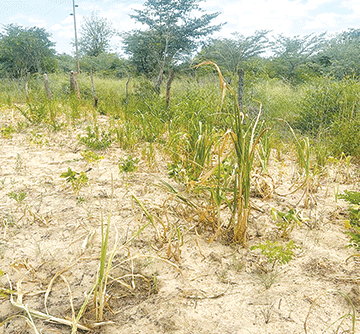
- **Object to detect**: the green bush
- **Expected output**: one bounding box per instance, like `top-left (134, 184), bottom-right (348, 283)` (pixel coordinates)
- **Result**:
top-left (330, 117), bottom-right (360, 157)
top-left (249, 78), bottom-right (301, 123)
top-left (295, 77), bottom-right (360, 135)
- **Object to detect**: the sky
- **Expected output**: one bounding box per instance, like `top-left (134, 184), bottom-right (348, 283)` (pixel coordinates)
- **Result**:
top-left (1, 0), bottom-right (360, 55)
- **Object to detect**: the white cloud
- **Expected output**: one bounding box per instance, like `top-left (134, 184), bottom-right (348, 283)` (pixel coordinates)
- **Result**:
top-left (49, 16), bottom-right (75, 44)
top-left (4, 0), bottom-right (360, 54)
top-left (341, 0), bottom-right (360, 17)
top-left (304, 13), bottom-right (341, 30)
top-left (28, 18), bottom-right (46, 28)
top-left (199, 0), bottom-right (360, 38)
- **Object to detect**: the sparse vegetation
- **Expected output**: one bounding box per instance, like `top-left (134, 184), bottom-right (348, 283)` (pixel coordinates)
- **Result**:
top-left (340, 190), bottom-right (360, 249)
top-left (60, 167), bottom-right (89, 194)
top-left (0, 23), bottom-right (360, 333)
top-left (78, 126), bottom-right (112, 150)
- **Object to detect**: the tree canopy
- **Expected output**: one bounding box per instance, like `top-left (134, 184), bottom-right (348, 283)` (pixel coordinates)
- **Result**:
top-left (268, 33), bottom-right (326, 83)
top-left (123, 0), bottom-right (223, 87)
top-left (0, 24), bottom-right (56, 77)
top-left (318, 29), bottom-right (360, 79)
top-left (78, 12), bottom-right (115, 58)
top-left (80, 53), bottom-right (131, 77)
top-left (197, 30), bottom-right (269, 78)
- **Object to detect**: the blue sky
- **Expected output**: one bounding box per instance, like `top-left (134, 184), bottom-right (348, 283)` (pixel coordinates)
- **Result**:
top-left (1, 0), bottom-right (360, 55)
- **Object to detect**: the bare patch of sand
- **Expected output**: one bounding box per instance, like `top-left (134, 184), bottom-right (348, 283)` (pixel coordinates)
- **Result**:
top-left (0, 108), bottom-right (359, 333)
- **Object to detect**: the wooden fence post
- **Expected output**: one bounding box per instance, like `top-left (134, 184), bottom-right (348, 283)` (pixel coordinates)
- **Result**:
top-left (166, 69), bottom-right (175, 109)
top-left (43, 73), bottom-right (51, 99)
top-left (70, 71), bottom-right (80, 99)
top-left (90, 72), bottom-right (98, 107)
top-left (25, 82), bottom-right (29, 102)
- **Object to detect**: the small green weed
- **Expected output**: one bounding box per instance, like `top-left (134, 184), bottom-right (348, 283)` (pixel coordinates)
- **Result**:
top-left (7, 191), bottom-right (27, 205)
top-left (0, 124), bottom-right (15, 139)
top-left (78, 126), bottom-right (112, 150)
top-left (251, 240), bottom-right (298, 271)
top-left (119, 155), bottom-right (139, 186)
top-left (167, 162), bottom-right (186, 183)
top-left (151, 272), bottom-right (159, 294)
top-left (81, 150), bottom-right (104, 164)
top-left (119, 155), bottom-right (139, 174)
top-left (271, 207), bottom-right (303, 238)
top-left (29, 131), bottom-right (49, 147)
top-left (77, 196), bottom-right (86, 205)
top-left (60, 168), bottom-right (89, 194)
top-left (15, 103), bottom-right (47, 125)
top-left (339, 190), bottom-right (360, 249)
top-left (250, 240), bottom-right (298, 289)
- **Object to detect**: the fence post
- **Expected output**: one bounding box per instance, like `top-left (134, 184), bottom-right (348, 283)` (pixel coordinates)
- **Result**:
top-left (43, 73), bottom-right (51, 99)
top-left (70, 71), bottom-right (80, 99)
top-left (165, 69), bottom-right (175, 109)
top-left (90, 72), bottom-right (98, 107)
top-left (25, 82), bottom-right (29, 102)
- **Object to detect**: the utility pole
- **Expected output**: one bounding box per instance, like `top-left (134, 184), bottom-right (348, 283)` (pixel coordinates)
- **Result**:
top-left (71, 0), bottom-right (80, 73)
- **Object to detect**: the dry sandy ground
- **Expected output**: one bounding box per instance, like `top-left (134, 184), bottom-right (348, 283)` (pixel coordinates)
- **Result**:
top-left (1, 107), bottom-right (360, 334)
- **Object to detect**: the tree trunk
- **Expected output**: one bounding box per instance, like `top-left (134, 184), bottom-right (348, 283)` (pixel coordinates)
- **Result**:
top-left (43, 73), bottom-right (51, 100)
top-left (90, 72), bottom-right (98, 107)
top-left (165, 69), bottom-right (175, 109)
top-left (154, 65), bottom-right (165, 94)
top-left (237, 68), bottom-right (245, 113)
top-left (70, 71), bottom-right (80, 99)
top-left (125, 71), bottom-right (130, 104)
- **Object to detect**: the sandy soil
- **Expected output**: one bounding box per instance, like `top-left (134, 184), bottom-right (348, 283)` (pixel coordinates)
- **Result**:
top-left (0, 107), bottom-right (360, 334)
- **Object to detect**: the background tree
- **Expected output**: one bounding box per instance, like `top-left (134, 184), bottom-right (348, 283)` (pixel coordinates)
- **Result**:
top-left (316, 29), bottom-right (360, 79)
top-left (122, 30), bottom-right (159, 76)
top-left (123, 0), bottom-right (223, 92)
top-left (78, 12), bottom-right (115, 58)
top-left (80, 53), bottom-right (131, 77)
top-left (0, 24), bottom-right (56, 78)
top-left (196, 30), bottom-right (269, 110)
top-left (267, 33), bottom-right (326, 83)
top-left (197, 30), bottom-right (269, 81)
top-left (56, 53), bottom-right (76, 73)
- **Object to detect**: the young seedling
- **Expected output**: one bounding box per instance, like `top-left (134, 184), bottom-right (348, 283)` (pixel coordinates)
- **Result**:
top-left (6, 191), bottom-right (28, 227)
top-left (251, 240), bottom-right (298, 288)
top-left (78, 126), bottom-right (112, 150)
top-left (80, 150), bottom-right (104, 164)
top-left (0, 124), bottom-right (15, 139)
top-left (271, 207), bottom-right (303, 238)
top-left (339, 190), bottom-right (360, 249)
top-left (29, 131), bottom-right (49, 147)
top-left (119, 155), bottom-right (139, 187)
top-left (251, 240), bottom-right (297, 271)
top-left (60, 168), bottom-right (88, 194)
top-left (7, 191), bottom-right (27, 205)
